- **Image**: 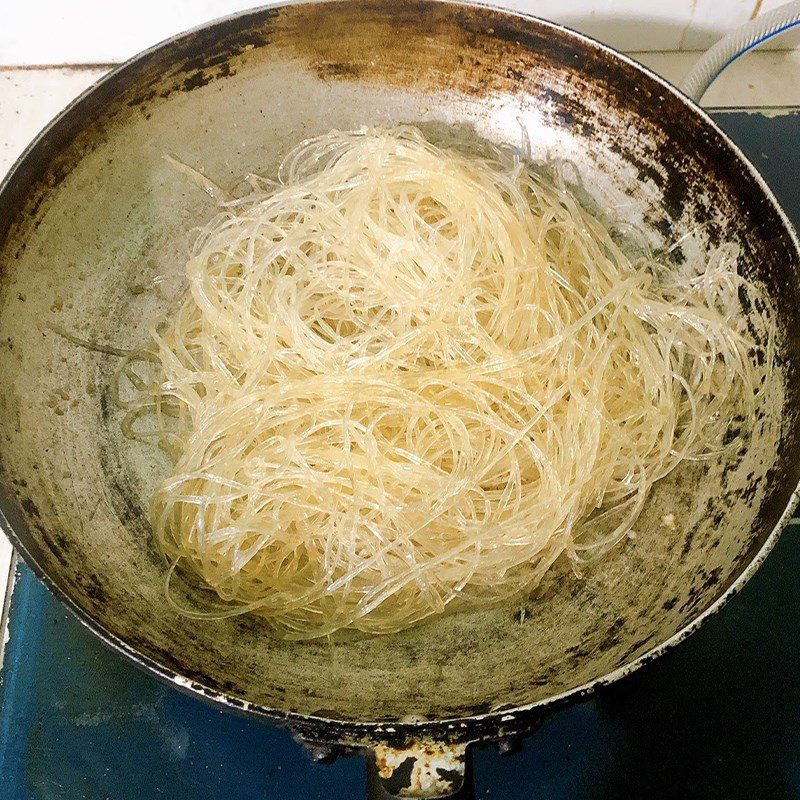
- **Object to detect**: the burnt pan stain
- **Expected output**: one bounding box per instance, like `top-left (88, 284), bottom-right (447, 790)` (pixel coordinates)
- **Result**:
top-left (20, 495), bottom-right (41, 519)
top-left (315, 61), bottom-right (362, 80)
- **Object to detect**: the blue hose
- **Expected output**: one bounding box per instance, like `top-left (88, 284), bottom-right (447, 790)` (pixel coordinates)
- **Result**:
top-left (680, 1), bottom-right (800, 103)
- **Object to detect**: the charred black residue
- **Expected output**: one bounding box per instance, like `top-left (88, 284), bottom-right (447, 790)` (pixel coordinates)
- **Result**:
top-left (654, 217), bottom-right (672, 239)
top-left (680, 566), bottom-right (723, 614)
top-left (27, 191), bottom-right (45, 220)
top-left (738, 283), bottom-right (753, 315)
top-left (722, 425), bottom-right (743, 448)
top-left (21, 495), bottom-right (41, 519)
top-left (702, 218), bottom-right (725, 248)
top-left (609, 141), bottom-right (665, 194)
top-left (85, 572), bottom-right (108, 604)
top-left (99, 387), bottom-right (111, 423)
top-left (126, 88), bottom-right (159, 108)
top-left (438, 767), bottom-right (464, 787)
top-left (617, 633), bottom-right (656, 665)
top-left (107, 478), bottom-right (143, 526)
top-left (184, 51), bottom-right (232, 72)
top-left (600, 617), bottom-right (626, 648)
top-left (39, 524), bottom-right (69, 564)
top-left (123, 10), bottom-right (276, 111)
top-left (668, 245), bottom-right (686, 265)
top-left (381, 756), bottom-right (416, 794)
top-left (541, 88), bottom-right (597, 137)
top-left (179, 10), bottom-right (275, 74)
top-left (681, 495), bottom-right (725, 556)
top-left (565, 643), bottom-right (593, 661)
top-left (460, 700), bottom-right (495, 716)
top-left (315, 61), bottom-right (362, 80)
top-left (182, 70), bottom-right (214, 93)
top-left (310, 707), bottom-right (341, 719)
top-left (460, 13), bottom-right (551, 54)
top-left (680, 522), bottom-right (701, 560)
top-left (53, 532), bottom-right (74, 557)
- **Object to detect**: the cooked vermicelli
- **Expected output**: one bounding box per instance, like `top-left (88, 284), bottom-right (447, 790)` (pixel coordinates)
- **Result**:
top-left (119, 126), bottom-right (773, 639)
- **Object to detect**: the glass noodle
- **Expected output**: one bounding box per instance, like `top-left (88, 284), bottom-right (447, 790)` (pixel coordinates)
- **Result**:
top-left (116, 127), bottom-right (773, 639)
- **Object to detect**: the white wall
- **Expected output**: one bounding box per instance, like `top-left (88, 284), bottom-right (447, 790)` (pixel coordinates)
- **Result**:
top-left (1, 0), bottom-right (799, 66)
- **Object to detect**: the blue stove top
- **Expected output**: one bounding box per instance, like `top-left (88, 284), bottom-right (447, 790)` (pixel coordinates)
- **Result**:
top-left (2, 110), bottom-right (800, 800)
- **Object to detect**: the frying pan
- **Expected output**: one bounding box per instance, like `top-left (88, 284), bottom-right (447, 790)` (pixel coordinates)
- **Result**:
top-left (1, 2), bottom-right (799, 797)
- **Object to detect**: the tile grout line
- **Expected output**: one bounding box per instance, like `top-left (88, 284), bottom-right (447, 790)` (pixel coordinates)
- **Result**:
top-left (0, 63), bottom-right (120, 71)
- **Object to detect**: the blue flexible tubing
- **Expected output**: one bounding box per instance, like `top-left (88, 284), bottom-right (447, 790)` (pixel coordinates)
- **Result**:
top-left (713, 20), bottom-right (800, 81)
top-left (680, 1), bottom-right (800, 103)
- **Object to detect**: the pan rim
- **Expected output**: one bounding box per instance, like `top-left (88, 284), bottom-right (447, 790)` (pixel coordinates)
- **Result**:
top-left (1, 0), bottom-right (799, 743)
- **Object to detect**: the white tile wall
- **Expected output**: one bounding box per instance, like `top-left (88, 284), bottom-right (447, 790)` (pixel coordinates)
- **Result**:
top-left (1, 0), bottom-right (799, 65)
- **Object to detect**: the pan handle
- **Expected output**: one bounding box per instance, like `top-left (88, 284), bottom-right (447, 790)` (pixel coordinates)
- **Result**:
top-left (366, 741), bottom-right (471, 799)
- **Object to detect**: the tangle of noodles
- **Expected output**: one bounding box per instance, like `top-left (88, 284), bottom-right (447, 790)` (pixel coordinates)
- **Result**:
top-left (119, 126), bottom-right (773, 639)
